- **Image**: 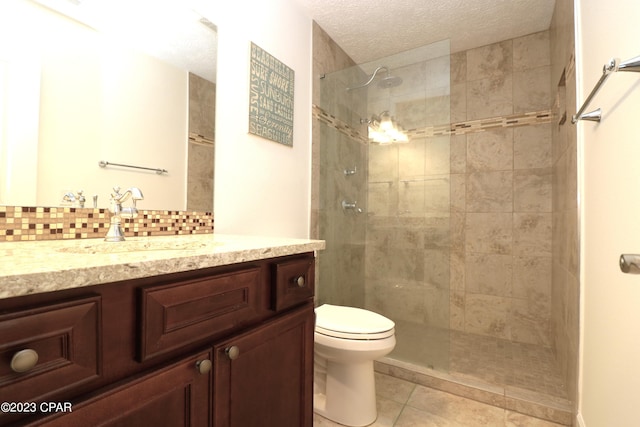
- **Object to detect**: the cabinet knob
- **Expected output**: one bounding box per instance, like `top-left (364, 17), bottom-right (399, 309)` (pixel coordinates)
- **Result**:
top-left (294, 275), bottom-right (305, 287)
top-left (225, 345), bottom-right (240, 360)
top-left (10, 349), bottom-right (39, 373)
top-left (196, 359), bottom-right (212, 375)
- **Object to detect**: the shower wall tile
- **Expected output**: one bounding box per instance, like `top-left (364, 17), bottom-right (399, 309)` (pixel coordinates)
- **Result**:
top-left (513, 256), bottom-right (552, 303)
top-left (467, 128), bottom-right (514, 172)
top-left (514, 124), bottom-right (552, 169)
top-left (513, 31), bottom-right (551, 71)
top-left (424, 216), bottom-right (451, 249)
top-left (450, 249), bottom-right (466, 291)
top-left (466, 75), bottom-right (514, 120)
top-left (466, 171), bottom-right (513, 213)
top-left (399, 184), bottom-right (426, 216)
top-left (424, 248), bottom-right (450, 289)
top-left (450, 174), bottom-right (466, 213)
top-left (369, 144), bottom-right (399, 182)
top-left (514, 169), bottom-right (552, 212)
top-left (466, 40), bottom-right (513, 81)
top-left (399, 139), bottom-right (426, 178)
top-left (450, 291), bottom-right (466, 331)
top-left (450, 33), bottom-right (553, 347)
top-left (514, 213), bottom-right (552, 256)
top-left (450, 212), bottom-right (466, 258)
top-left (513, 66), bottom-right (551, 113)
top-left (465, 213), bottom-right (513, 255)
top-left (466, 253), bottom-right (513, 297)
top-left (367, 278), bottom-right (428, 324)
top-left (423, 178), bottom-right (451, 213)
top-left (426, 136), bottom-right (452, 175)
top-left (464, 293), bottom-right (510, 340)
top-left (423, 94), bottom-right (451, 126)
top-left (450, 51), bottom-right (467, 84)
top-left (424, 287), bottom-right (451, 327)
top-left (450, 135), bottom-right (467, 174)
top-left (510, 297), bottom-right (550, 346)
top-left (450, 83), bottom-right (467, 123)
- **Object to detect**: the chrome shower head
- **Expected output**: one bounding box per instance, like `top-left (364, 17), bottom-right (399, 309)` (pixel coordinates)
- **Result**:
top-left (377, 75), bottom-right (403, 89)
top-left (346, 66), bottom-right (402, 91)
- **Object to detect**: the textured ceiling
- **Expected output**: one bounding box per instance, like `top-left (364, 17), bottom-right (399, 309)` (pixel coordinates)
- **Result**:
top-left (294, 0), bottom-right (556, 64)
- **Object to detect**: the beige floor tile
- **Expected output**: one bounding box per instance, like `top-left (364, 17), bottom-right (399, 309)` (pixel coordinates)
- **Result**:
top-left (370, 397), bottom-right (405, 427)
top-left (313, 412), bottom-right (342, 426)
top-left (407, 385), bottom-right (505, 426)
top-left (394, 405), bottom-right (457, 427)
top-left (505, 410), bottom-right (567, 426)
top-left (376, 372), bottom-right (417, 404)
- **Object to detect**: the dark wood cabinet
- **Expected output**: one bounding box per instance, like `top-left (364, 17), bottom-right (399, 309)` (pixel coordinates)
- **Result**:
top-left (0, 252), bottom-right (315, 427)
top-left (33, 349), bottom-right (213, 427)
top-left (213, 305), bottom-right (314, 427)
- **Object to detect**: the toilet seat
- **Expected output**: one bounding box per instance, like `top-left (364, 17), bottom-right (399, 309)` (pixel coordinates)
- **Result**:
top-left (315, 304), bottom-right (395, 340)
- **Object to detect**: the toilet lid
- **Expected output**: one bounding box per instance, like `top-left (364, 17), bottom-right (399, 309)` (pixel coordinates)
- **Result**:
top-left (315, 304), bottom-right (395, 340)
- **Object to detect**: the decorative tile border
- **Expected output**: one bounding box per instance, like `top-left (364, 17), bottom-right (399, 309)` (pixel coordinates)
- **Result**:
top-left (0, 206), bottom-right (214, 242)
top-left (313, 104), bottom-right (553, 144)
top-left (188, 131), bottom-right (215, 145)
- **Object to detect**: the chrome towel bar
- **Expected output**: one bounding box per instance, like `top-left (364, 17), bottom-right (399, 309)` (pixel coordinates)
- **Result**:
top-left (99, 160), bottom-right (168, 175)
top-left (572, 55), bottom-right (640, 124)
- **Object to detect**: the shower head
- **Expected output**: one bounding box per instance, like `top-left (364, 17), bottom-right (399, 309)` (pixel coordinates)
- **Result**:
top-left (377, 75), bottom-right (403, 89)
top-left (346, 66), bottom-right (402, 91)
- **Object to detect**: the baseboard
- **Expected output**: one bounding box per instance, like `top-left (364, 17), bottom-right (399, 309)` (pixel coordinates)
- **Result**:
top-left (576, 412), bottom-right (586, 427)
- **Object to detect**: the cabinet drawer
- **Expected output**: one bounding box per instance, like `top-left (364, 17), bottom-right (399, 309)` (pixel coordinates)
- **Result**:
top-left (0, 296), bottom-right (101, 413)
top-left (139, 266), bottom-right (262, 361)
top-left (271, 255), bottom-right (314, 311)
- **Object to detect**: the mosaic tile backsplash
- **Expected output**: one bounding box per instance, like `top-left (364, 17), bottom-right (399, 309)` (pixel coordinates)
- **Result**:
top-left (0, 206), bottom-right (214, 242)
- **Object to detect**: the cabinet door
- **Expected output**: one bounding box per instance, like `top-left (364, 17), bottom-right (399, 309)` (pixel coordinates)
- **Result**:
top-left (31, 349), bottom-right (212, 427)
top-left (213, 304), bottom-right (314, 427)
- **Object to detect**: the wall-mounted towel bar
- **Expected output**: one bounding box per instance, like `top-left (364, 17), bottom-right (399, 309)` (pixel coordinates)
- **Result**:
top-left (620, 254), bottom-right (640, 274)
top-left (572, 55), bottom-right (640, 124)
top-left (98, 160), bottom-right (168, 175)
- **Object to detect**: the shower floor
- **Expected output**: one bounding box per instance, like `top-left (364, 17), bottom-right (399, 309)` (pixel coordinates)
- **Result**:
top-left (389, 320), bottom-right (568, 399)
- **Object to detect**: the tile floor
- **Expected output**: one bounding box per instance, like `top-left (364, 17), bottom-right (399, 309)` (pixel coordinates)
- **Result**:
top-left (313, 373), bottom-right (567, 427)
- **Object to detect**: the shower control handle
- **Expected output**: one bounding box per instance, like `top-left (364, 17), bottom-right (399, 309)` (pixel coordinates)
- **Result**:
top-left (342, 200), bottom-right (363, 213)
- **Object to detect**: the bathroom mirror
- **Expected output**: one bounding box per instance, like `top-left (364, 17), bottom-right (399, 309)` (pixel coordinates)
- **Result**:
top-left (0, 0), bottom-right (217, 211)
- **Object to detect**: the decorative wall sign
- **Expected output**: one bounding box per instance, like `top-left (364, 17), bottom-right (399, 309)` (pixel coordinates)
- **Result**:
top-left (248, 42), bottom-right (295, 146)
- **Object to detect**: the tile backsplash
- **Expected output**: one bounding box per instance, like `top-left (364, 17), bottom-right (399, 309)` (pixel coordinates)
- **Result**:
top-left (0, 206), bottom-right (214, 242)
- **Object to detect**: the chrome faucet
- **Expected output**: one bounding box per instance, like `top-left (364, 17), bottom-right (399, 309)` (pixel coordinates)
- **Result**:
top-left (62, 190), bottom-right (86, 208)
top-left (104, 186), bottom-right (144, 242)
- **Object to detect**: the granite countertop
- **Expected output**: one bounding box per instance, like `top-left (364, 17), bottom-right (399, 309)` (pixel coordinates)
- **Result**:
top-left (0, 234), bottom-right (325, 299)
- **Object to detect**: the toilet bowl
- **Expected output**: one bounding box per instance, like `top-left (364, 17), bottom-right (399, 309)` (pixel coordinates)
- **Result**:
top-left (313, 304), bottom-right (396, 427)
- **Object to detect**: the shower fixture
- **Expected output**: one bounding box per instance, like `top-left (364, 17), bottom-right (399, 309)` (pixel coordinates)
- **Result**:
top-left (346, 66), bottom-right (403, 91)
top-left (362, 111), bottom-right (408, 144)
top-left (343, 166), bottom-right (357, 176)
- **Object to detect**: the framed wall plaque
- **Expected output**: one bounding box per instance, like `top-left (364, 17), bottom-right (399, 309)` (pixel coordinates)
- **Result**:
top-left (248, 42), bottom-right (295, 146)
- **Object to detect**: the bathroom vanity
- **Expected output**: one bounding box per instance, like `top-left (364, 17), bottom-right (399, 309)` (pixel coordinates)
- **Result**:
top-left (0, 234), bottom-right (324, 426)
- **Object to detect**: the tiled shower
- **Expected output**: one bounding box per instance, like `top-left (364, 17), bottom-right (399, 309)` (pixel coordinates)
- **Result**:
top-left (311, 0), bottom-right (579, 413)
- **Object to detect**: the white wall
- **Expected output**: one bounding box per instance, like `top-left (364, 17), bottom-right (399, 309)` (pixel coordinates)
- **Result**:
top-left (193, 0), bottom-right (313, 238)
top-left (577, 0), bottom-right (640, 425)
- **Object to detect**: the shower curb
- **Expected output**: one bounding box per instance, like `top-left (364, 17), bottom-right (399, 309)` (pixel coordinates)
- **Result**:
top-left (375, 358), bottom-right (573, 426)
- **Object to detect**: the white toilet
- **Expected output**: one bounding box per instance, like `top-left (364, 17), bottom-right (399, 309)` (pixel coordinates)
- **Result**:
top-left (313, 304), bottom-right (396, 426)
